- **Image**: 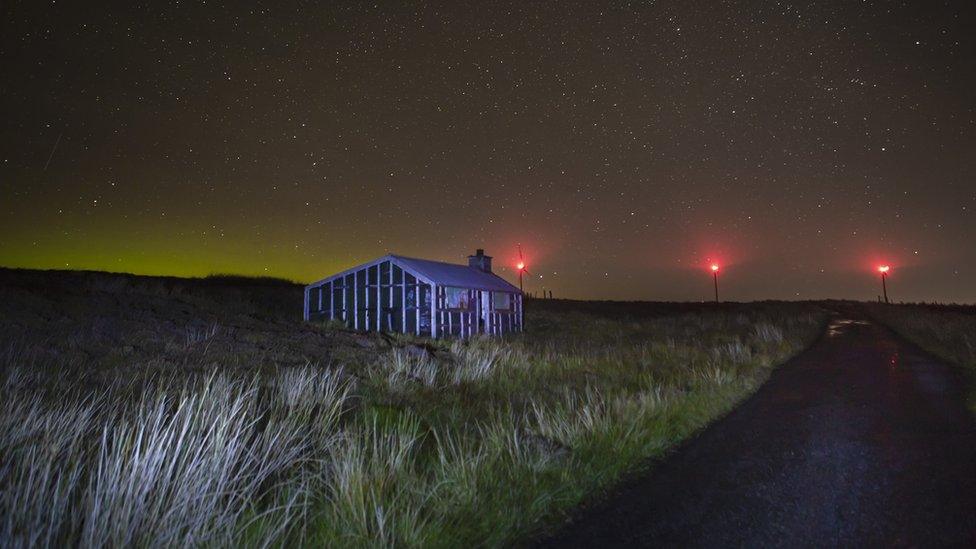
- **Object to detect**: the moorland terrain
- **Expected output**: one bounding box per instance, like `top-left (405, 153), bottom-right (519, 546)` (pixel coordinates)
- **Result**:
top-left (1, 267), bottom-right (973, 546)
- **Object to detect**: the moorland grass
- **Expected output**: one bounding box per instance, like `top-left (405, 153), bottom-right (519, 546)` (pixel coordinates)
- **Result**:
top-left (0, 269), bottom-right (828, 547)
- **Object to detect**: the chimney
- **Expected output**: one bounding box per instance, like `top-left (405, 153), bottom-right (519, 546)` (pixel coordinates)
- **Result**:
top-left (468, 249), bottom-right (492, 273)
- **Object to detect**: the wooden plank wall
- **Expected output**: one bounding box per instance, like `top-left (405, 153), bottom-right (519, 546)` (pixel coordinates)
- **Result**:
top-left (305, 260), bottom-right (521, 338)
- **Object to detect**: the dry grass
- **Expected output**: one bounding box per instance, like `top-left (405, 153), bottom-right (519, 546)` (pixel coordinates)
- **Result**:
top-left (0, 268), bottom-right (828, 547)
top-left (1, 368), bottom-right (352, 547)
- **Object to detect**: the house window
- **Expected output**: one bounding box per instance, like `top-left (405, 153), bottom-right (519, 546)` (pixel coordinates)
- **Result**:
top-left (445, 287), bottom-right (471, 310)
top-left (493, 292), bottom-right (511, 311)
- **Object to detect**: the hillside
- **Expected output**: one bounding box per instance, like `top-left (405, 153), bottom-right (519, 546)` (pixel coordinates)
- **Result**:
top-left (0, 268), bottom-right (378, 388)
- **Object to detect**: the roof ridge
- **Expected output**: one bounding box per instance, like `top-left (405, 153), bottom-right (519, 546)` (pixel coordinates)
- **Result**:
top-left (389, 253), bottom-right (469, 266)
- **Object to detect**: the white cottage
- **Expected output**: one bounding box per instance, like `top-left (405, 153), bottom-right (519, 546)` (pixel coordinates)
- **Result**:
top-left (303, 250), bottom-right (523, 337)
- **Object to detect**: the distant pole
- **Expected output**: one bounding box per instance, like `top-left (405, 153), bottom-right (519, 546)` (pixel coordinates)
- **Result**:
top-left (878, 265), bottom-right (890, 304)
top-left (517, 259), bottom-right (528, 294)
top-left (710, 264), bottom-right (720, 303)
top-left (516, 245), bottom-right (528, 295)
top-left (881, 272), bottom-right (888, 304)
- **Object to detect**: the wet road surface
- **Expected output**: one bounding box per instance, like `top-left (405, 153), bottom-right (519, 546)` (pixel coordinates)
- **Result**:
top-left (538, 317), bottom-right (976, 547)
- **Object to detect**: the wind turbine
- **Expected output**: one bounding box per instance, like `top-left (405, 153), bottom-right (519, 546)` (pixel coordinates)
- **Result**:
top-left (516, 244), bottom-right (530, 293)
top-left (878, 265), bottom-right (890, 304)
top-left (710, 263), bottom-right (720, 302)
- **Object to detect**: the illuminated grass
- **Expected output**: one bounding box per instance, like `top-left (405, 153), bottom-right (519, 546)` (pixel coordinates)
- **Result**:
top-left (0, 270), bottom-right (828, 546)
top-left (1, 369), bottom-right (351, 547)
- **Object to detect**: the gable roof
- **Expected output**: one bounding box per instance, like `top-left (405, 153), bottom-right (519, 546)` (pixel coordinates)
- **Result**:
top-left (390, 255), bottom-right (521, 293)
top-left (307, 254), bottom-right (521, 294)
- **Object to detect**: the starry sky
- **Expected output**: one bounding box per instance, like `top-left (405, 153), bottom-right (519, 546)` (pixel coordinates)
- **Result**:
top-left (2, 1), bottom-right (974, 302)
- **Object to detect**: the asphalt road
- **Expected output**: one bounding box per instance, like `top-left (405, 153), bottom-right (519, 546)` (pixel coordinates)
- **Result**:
top-left (538, 317), bottom-right (976, 547)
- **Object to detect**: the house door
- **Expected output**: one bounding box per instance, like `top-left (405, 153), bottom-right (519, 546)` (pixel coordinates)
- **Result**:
top-left (480, 291), bottom-right (491, 334)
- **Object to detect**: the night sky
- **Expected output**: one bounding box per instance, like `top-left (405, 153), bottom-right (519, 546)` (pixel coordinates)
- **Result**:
top-left (2, 1), bottom-right (974, 302)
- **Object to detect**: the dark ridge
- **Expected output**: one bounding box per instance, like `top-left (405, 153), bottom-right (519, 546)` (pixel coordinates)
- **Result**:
top-left (0, 267), bottom-right (301, 290)
top-left (201, 273), bottom-right (300, 287)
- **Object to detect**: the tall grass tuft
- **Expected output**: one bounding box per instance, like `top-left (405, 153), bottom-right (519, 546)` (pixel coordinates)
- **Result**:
top-left (448, 339), bottom-right (517, 384)
top-left (0, 367), bottom-right (352, 548)
top-left (383, 349), bottom-right (439, 389)
top-left (319, 413), bottom-right (429, 547)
